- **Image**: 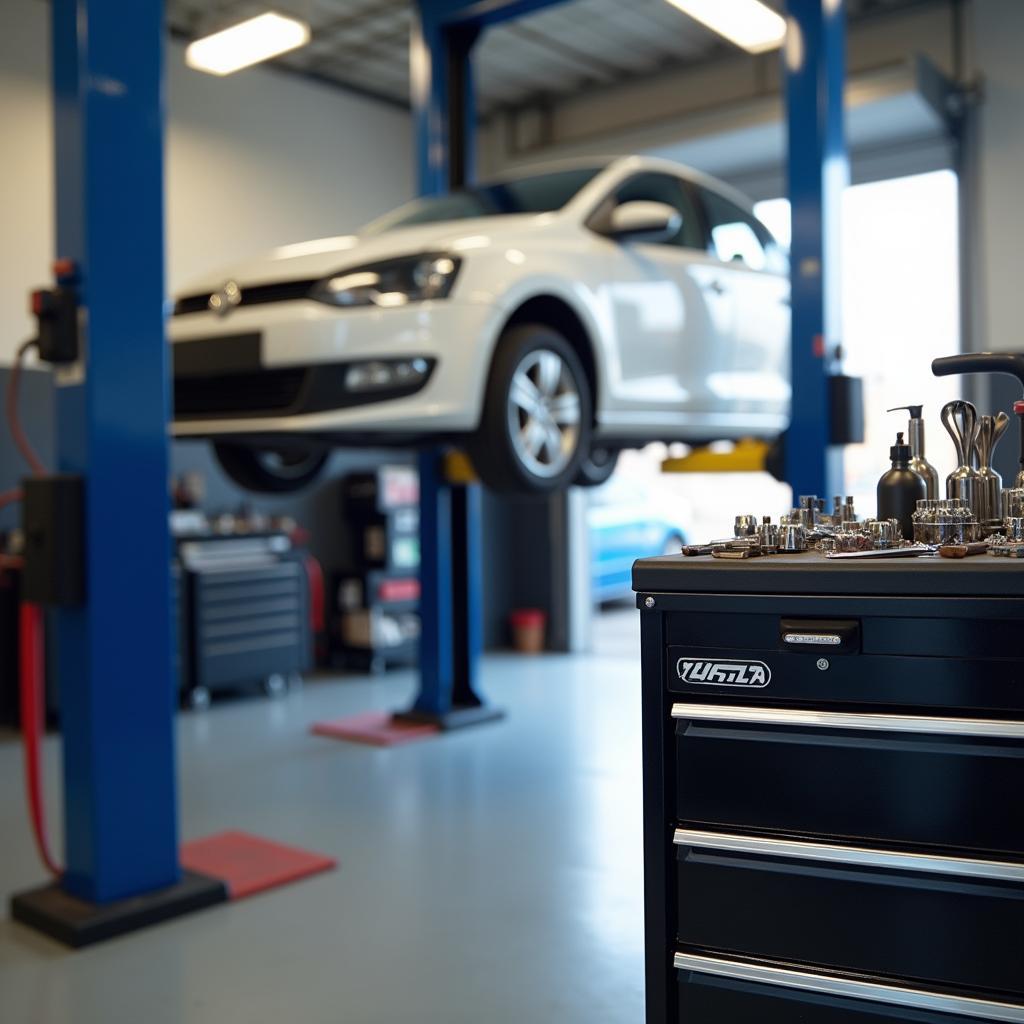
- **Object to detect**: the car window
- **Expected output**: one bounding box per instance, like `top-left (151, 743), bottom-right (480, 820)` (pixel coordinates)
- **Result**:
top-left (699, 187), bottom-right (777, 271)
top-left (363, 167), bottom-right (603, 233)
top-left (612, 173), bottom-right (703, 249)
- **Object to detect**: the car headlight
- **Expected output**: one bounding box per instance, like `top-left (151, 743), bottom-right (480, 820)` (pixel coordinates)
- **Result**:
top-left (310, 254), bottom-right (461, 309)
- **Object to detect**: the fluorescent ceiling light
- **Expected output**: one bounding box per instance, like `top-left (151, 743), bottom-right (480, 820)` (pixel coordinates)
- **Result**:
top-left (186, 12), bottom-right (311, 76)
top-left (666, 0), bottom-right (787, 54)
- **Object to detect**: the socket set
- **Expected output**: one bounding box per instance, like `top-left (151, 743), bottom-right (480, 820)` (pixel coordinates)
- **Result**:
top-left (912, 498), bottom-right (983, 545)
top-left (679, 487), bottom-right (1024, 562)
top-left (682, 495), bottom-right (933, 560)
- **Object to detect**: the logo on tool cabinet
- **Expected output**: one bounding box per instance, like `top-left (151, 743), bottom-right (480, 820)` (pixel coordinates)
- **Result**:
top-left (676, 658), bottom-right (771, 688)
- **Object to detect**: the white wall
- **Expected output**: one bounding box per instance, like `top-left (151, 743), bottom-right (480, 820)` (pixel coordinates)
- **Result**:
top-left (0, 6), bottom-right (53, 362)
top-left (972, 0), bottom-right (1024, 354)
top-left (0, 0), bottom-right (412, 362)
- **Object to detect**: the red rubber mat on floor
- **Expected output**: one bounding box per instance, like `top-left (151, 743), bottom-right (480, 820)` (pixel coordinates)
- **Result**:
top-left (180, 831), bottom-right (336, 900)
top-left (311, 710), bottom-right (440, 747)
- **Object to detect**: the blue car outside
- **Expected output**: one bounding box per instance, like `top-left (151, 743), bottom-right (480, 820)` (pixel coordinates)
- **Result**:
top-left (589, 506), bottom-right (685, 604)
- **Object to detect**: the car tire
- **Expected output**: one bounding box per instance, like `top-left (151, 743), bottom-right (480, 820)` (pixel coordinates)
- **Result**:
top-left (213, 443), bottom-right (329, 494)
top-left (469, 324), bottom-right (592, 495)
top-left (573, 445), bottom-right (619, 487)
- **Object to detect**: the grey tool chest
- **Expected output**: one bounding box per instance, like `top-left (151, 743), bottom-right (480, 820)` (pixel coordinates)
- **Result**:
top-left (632, 553), bottom-right (1024, 1024)
top-left (177, 533), bottom-right (310, 702)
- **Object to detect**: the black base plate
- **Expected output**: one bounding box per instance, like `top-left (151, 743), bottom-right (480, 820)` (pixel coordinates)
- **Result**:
top-left (393, 704), bottom-right (506, 731)
top-left (10, 870), bottom-right (228, 948)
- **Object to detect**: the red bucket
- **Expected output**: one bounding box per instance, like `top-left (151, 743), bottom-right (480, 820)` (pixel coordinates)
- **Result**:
top-left (509, 608), bottom-right (546, 654)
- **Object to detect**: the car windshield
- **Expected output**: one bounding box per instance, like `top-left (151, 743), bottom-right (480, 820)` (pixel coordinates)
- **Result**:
top-left (363, 166), bottom-right (603, 234)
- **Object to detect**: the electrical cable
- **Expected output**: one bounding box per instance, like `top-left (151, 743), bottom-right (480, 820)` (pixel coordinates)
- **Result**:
top-left (0, 345), bottom-right (35, 534)
top-left (19, 602), bottom-right (62, 878)
top-left (6, 339), bottom-right (46, 476)
top-left (2, 339), bottom-right (45, 506)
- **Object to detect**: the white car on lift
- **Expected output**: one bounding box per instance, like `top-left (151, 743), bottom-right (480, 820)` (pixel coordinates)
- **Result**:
top-left (171, 155), bottom-right (790, 495)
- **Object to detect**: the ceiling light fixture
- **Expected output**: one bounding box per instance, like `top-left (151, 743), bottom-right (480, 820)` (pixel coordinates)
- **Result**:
top-left (185, 12), bottom-right (311, 76)
top-left (665, 0), bottom-right (787, 54)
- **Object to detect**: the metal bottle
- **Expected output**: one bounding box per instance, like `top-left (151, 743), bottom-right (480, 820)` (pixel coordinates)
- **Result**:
top-left (887, 405), bottom-right (939, 499)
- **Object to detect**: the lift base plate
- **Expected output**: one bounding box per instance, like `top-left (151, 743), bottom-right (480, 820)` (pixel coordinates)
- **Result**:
top-left (393, 704), bottom-right (506, 731)
top-left (10, 870), bottom-right (227, 948)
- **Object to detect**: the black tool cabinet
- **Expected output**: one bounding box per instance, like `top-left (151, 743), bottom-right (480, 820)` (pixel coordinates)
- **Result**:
top-left (632, 554), bottom-right (1024, 1024)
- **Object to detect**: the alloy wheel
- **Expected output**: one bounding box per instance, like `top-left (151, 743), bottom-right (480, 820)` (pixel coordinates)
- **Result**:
top-left (507, 348), bottom-right (583, 479)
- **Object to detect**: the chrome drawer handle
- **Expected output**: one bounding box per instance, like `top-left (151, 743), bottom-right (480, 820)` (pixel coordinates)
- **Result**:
top-left (673, 828), bottom-right (1024, 883)
top-left (674, 953), bottom-right (1024, 1022)
top-left (783, 632), bottom-right (841, 646)
top-left (671, 703), bottom-right (1024, 739)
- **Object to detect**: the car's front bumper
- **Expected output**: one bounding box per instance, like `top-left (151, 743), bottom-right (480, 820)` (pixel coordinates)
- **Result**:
top-left (170, 298), bottom-right (502, 438)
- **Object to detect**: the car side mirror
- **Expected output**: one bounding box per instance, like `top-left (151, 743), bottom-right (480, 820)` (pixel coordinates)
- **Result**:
top-left (607, 201), bottom-right (682, 244)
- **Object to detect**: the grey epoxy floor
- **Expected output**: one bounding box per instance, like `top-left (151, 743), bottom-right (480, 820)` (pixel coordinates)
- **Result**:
top-left (0, 609), bottom-right (643, 1024)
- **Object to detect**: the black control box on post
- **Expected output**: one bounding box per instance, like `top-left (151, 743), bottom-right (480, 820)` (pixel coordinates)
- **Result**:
top-left (632, 553), bottom-right (1024, 1024)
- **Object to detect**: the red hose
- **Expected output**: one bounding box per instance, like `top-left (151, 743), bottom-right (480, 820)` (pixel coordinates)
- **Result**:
top-left (0, 488), bottom-right (22, 511)
top-left (19, 603), bottom-right (62, 878)
top-left (303, 554), bottom-right (326, 665)
top-left (6, 338), bottom-right (58, 876)
top-left (303, 555), bottom-right (325, 634)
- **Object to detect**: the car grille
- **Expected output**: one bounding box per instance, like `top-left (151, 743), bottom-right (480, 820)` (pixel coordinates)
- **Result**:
top-left (174, 368), bottom-right (308, 417)
top-left (174, 280), bottom-right (318, 316)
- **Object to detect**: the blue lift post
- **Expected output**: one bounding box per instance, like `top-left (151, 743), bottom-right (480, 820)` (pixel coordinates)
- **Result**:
top-left (10, 0), bottom-right (226, 946)
top-left (396, 0), bottom-right (570, 730)
top-left (784, 0), bottom-right (850, 500)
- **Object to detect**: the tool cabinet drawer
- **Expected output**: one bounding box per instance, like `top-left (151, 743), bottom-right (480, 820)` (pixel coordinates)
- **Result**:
top-left (675, 954), bottom-right (1024, 1024)
top-left (674, 830), bottom-right (1024, 997)
top-left (667, 644), bottom-right (1024, 714)
top-left (673, 704), bottom-right (1024, 856)
top-left (664, 609), bottom-right (1024, 662)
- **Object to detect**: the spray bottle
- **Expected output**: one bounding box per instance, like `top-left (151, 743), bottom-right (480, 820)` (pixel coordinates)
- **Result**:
top-left (887, 405), bottom-right (939, 499)
top-left (877, 432), bottom-right (928, 540)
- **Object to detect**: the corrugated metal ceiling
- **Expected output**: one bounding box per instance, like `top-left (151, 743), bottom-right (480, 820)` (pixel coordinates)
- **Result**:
top-left (166, 0), bottom-right (934, 117)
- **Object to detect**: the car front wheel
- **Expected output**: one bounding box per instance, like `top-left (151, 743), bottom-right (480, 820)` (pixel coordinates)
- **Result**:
top-left (469, 324), bottom-right (592, 495)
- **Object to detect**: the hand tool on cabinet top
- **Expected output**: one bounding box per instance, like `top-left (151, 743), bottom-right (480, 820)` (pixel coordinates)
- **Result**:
top-left (933, 352), bottom-right (1024, 489)
top-left (938, 542), bottom-right (990, 559)
top-left (940, 400), bottom-right (982, 517)
top-left (825, 543), bottom-right (935, 560)
top-left (974, 411), bottom-right (1010, 522)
